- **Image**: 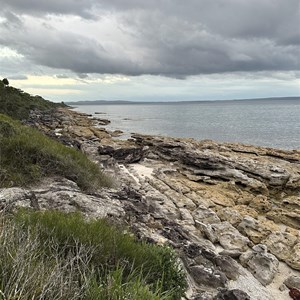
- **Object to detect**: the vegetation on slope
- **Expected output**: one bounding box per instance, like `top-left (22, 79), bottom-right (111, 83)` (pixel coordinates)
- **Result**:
top-left (0, 114), bottom-right (111, 190)
top-left (0, 81), bottom-right (188, 299)
top-left (0, 210), bottom-right (187, 300)
top-left (0, 79), bottom-right (64, 120)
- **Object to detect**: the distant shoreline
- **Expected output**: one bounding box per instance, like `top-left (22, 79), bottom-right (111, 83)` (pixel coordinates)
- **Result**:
top-left (66, 96), bottom-right (300, 106)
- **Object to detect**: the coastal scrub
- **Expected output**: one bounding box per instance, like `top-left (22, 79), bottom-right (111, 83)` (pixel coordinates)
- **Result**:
top-left (0, 114), bottom-right (111, 191)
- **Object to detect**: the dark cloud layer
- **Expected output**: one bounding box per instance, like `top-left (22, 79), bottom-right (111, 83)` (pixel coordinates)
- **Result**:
top-left (0, 0), bottom-right (299, 77)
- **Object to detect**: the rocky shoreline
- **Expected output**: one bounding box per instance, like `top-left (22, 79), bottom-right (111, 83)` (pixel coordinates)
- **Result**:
top-left (2, 107), bottom-right (300, 300)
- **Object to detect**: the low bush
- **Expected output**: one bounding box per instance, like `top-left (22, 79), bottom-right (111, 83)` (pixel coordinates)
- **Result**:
top-left (0, 210), bottom-right (187, 300)
top-left (0, 114), bottom-right (112, 191)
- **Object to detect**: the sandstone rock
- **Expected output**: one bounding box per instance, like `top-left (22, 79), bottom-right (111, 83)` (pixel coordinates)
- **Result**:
top-left (164, 189), bottom-right (196, 209)
top-left (71, 125), bottom-right (94, 139)
top-left (214, 255), bottom-right (240, 280)
top-left (249, 195), bottom-right (272, 213)
top-left (234, 205), bottom-right (258, 219)
top-left (217, 207), bottom-right (243, 226)
top-left (179, 208), bottom-right (195, 225)
top-left (219, 250), bottom-right (243, 259)
top-left (240, 244), bottom-right (279, 286)
top-left (286, 243), bottom-right (300, 270)
top-left (283, 196), bottom-right (300, 210)
top-left (210, 197), bottom-right (235, 207)
top-left (156, 173), bottom-right (190, 194)
top-left (185, 191), bottom-right (215, 208)
top-left (212, 222), bottom-right (250, 252)
top-left (193, 207), bottom-right (221, 224)
top-left (1, 179), bottom-right (125, 219)
top-left (189, 265), bottom-right (227, 288)
top-left (98, 144), bottom-right (147, 163)
top-left (284, 275), bottom-right (300, 290)
top-left (263, 231), bottom-right (298, 261)
top-left (213, 289), bottom-right (250, 300)
top-left (238, 216), bottom-right (279, 244)
top-left (90, 127), bottom-right (111, 139)
top-left (267, 208), bottom-right (300, 229)
top-left (0, 187), bottom-right (32, 210)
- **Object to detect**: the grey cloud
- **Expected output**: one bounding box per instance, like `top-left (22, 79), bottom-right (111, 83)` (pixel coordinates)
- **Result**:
top-left (0, 0), bottom-right (299, 77)
top-left (0, 0), bottom-right (97, 18)
top-left (9, 74), bottom-right (28, 80)
top-left (55, 74), bottom-right (69, 79)
top-left (77, 73), bottom-right (89, 79)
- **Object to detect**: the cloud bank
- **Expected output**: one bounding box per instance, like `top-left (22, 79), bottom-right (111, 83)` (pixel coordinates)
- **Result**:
top-left (0, 0), bottom-right (299, 78)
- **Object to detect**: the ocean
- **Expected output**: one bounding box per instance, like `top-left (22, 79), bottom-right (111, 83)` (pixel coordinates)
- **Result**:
top-left (73, 99), bottom-right (300, 150)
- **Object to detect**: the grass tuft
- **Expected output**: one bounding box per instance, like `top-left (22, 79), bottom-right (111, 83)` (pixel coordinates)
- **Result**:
top-left (0, 210), bottom-right (187, 300)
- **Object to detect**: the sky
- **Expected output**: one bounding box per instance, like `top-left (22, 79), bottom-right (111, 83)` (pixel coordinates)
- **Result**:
top-left (0, 0), bottom-right (299, 102)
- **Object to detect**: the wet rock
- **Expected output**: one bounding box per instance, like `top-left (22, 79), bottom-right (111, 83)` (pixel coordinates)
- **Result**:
top-left (98, 144), bottom-right (147, 163)
top-left (240, 244), bottom-right (279, 286)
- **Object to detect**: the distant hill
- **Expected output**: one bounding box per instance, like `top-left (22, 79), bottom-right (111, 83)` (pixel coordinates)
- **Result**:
top-left (66, 96), bottom-right (300, 105)
top-left (0, 80), bottom-right (65, 120)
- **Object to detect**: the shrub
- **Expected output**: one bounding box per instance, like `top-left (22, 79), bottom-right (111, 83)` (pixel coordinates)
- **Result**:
top-left (0, 210), bottom-right (187, 300)
top-left (0, 114), bottom-right (112, 191)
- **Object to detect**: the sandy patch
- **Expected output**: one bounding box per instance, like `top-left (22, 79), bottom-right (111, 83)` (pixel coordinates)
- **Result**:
top-left (130, 164), bottom-right (154, 180)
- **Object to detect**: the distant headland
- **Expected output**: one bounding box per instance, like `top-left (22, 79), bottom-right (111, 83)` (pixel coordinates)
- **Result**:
top-left (66, 96), bottom-right (300, 105)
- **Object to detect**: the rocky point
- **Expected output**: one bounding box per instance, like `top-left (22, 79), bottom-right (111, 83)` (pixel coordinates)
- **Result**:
top-left (1, 107), bottom-right (299, 299)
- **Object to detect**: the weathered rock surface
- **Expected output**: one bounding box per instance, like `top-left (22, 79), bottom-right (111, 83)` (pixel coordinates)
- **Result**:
top-left (0, 178), bottom-right (125, 219)
top-left (214, 289), bottom-right (250, 300)
top-left (14, 108), bottom-right (300, 299)
top-left (240, 244), bottom-right (279, 286)
top-left (284, 275), bottom-right (300, 290)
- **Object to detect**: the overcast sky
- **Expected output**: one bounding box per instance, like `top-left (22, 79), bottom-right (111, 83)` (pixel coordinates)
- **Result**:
top-left (0, 0), bottom-right (299, 102)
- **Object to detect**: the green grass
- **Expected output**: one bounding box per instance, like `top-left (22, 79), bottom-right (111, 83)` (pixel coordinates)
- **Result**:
top-left (0, 114), bottom-right (112, 191)
top-left (0, 81), bottom-right (64, 120)
top-left (0, 210), bottom-right (187, 300)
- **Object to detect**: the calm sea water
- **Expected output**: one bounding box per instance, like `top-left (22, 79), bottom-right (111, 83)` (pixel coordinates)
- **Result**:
top-left (74, 99), bottom-right (300, 150)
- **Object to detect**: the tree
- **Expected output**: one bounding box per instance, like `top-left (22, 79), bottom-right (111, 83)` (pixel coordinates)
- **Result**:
top-left (2, 78), bottom-right (9, 86)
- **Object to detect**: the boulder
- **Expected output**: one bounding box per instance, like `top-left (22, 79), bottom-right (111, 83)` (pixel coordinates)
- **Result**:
top-left (238, 216), bottom-right (279, 244)
top-left (212, 222), bottom-right (250, 252)
top-left (214, 289), bottom-right (250, 300)
top-left (240, 244), bottom-right (279, 286)
top-left (214, 255), bottom-right (241, 280)
top-left (263, 231), bottom-right (298, 261)
top-left (284, 275), bottom-right (300, 290)
top-left (189, 265), bottom-right (227, 288)
top-left (286, 243), bottom-right (300, 270)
